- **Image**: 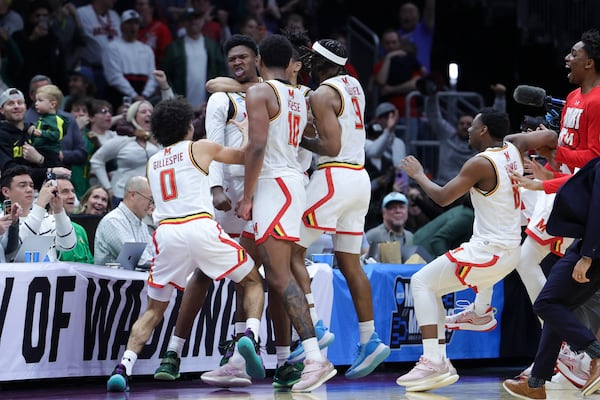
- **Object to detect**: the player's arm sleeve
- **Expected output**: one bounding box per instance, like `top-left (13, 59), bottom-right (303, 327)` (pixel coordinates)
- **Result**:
top-left (206, 93), bottom-right (229, 188)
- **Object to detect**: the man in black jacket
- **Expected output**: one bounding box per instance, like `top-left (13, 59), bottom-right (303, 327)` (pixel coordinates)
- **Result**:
top-left (504, 156), bottom-right (600, 398)
top-left (0, 88), bottom-right (70, 189)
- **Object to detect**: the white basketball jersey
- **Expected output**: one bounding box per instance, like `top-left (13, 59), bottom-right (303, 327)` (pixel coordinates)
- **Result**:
top-left (297, 84), bottom-right (313, 172)
top-left (470, 141), bottom-right (524, 248)
top-left (206, 91), bottom-right (247, 181)
top-left (259, 80), bottom-right (307, 179)
top-left (315, 75), bottom-right (366, 166)
top-left (147, 141), bottom-right (214, 223)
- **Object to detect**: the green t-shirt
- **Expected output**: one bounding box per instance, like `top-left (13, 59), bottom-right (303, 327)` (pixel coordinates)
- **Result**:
top-left (58, 222), bottom-right (93, 264)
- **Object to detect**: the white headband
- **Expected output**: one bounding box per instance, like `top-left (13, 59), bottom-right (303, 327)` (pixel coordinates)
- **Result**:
top-left (312, 41), bottom-right (347, 66)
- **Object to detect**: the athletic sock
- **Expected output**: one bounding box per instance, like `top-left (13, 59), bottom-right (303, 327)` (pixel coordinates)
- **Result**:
top-left (120, 350), bottom-right (137, 376)
top-left (358, 320), bottom-right (375, 344)
top-left (167, 335), bottom-right (186, 355)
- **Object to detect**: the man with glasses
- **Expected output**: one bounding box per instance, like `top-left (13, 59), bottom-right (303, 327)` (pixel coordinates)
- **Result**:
top-left (94, 175), bottom-right (153, 267)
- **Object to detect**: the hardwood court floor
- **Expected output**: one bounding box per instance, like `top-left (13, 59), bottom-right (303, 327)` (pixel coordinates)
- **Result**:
top-left (2, 364), bottom-right (600, 400)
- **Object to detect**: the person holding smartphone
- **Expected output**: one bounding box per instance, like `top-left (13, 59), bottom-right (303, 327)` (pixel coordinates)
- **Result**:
top-left (0, 165), bottom-right (76, 262)
top-left (0, 199), bottom-right (22, 262)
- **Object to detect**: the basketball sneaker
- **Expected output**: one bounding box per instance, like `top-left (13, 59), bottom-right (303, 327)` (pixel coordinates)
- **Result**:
top-left (557, 343), bottom-right (590, 389)
top-left (153, 350), bottom-right (181, 380)
top-left (344, 332), bottom-right (391, 379)
top-left (273, 361), bottom-right (304, 388)
top-left (218, 337), bottom-right (236, 366)
top-left (200, 362), bottom-right (252, 388)
top-left (582, 358), bottom-right (600, 396)
top-left (547, 371), bottom-right (577, 390)
top-left (291, 358), bottom-right (337, 393)
top-left (237, 329), bottom-right (266, 379)
top-left (517, 362), bottom-right (534, 379)
top-left (107, 363), bottom-right (129, 392)
top-left (405, 357), bottom-right (459, 392)
top-left (396, 356), bottom-right (450, 387)
top-left (288, 320), bottom-right (335, 363)
top-left (445, 301), bottom-right (497, 331)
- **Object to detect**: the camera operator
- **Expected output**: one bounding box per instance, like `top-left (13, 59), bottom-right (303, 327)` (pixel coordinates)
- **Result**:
top-left (498, 28), bottom-right (600, 399)
top-left (521, 115), bottom-right (548, 132)
top-left (512, 30), bottom-right (600, 194)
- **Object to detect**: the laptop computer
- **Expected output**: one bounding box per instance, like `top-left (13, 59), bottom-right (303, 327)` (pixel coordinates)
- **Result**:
top-left (116, 242), bottom-right (147, 270)
top-left (13, 235), bottom-right (55, 263)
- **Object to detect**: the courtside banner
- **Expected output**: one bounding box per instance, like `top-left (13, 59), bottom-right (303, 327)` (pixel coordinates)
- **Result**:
top-left (327, 263), bottom-right (504, 364)
top-left (0, 262), bottom-right (333, 381)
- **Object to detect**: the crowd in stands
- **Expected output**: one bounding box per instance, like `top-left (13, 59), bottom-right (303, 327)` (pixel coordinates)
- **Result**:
top-left (4, 2), bottom-right (600, 397)
top-left (0, 0), bottom-right (506, 269)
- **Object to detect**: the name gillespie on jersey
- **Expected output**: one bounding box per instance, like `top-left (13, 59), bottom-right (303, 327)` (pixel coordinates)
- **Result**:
top-left (153, 152), bottom-right (184, 169)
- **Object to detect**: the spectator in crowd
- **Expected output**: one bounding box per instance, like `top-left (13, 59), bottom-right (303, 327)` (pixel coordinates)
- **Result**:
top-left (0, 54), bottom-right (8, 92)
top-left (161, 0), bottom-right (189, 33)
top-left (75, 184), bottom-right (112, 215)
top-left (90, 100), bottom-right (159, 206)
top-left (161, 8), bottom-right (227, 111)
top-left (373, 29), bottom-right (425, 153)
top-left (365, 191), bottom-right (414, 261)
top-left (412, 194), bottom-right (474, 257)
top-left (395, 0), bottom-right (435, 74)
top-left (404, 182), bottom-right (444, 233)
top-left (56, 175), bottom-right (94, 264)
top-left (281, 11), bottom-right (302, 31)
top-left (237, 15), bottom-right (262, 44)
top-left (64, 95), bottom-right (92, 132)
top-left (25, 75), bottom-right (87, 172)
top-left (77, 0), bottom-right (121, 98)
top-left (27, 84), bottom-right (68, 168)
top-left (61, 66), bottom-right (96, 110)
top-left (192, 0), bottom-right (232, 45)
top-left (12, 1), bottom-right (68, 92)
top-left (135, 0), bottom-right (173, 66)
top-left (71, 99), bottom-right (118, 197)
top-left (425, 83), bottom-right (506, 185)
top-left (364, 101), bottom-right (407, 230)
top-left (0, 195), bottom-right (22, 263)
top-left (48, 0), bottom-right (84, 72)
top-left (94, 175), bottom-right (153, 267)
top-left (0, 164), bottom-right (76, 261)
top-left (102, 9), bottom-right (158, 109)
top-left (0, 0), bottom-right (23, 37)
top-left (243, 0), bottom-right (275, 42)
top-left (0, 87), bottom-right (70, 189)
top-left (151, 69), bottom-right (213, 139)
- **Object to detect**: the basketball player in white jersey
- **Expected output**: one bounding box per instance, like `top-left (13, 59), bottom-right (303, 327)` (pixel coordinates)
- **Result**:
top-left (235, 34), bottom-right (337, 393)
top-left (190, 32), bottom-right (325, 389)
top-left (288, 38), bottom-right (391, 380)
top-left (152, 34), bottom-right (265, 388)
top-left (395, 107), bottom-right (552, 392)
top-left (106, 97), bottom-right (265, 392)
